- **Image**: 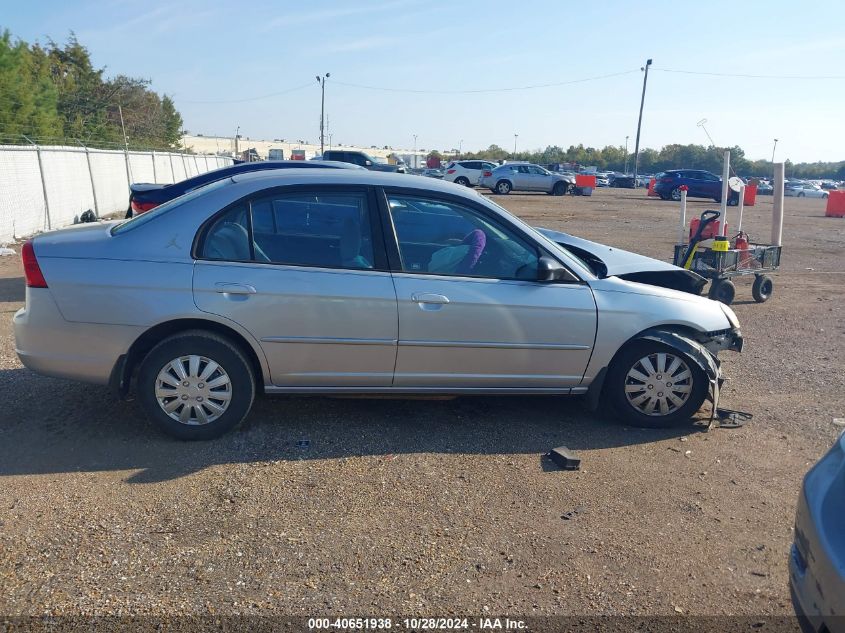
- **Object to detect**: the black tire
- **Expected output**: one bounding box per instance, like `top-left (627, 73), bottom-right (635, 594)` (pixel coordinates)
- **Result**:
top-left (495, 180), bottom-right (512, 195)
top-left (137, 330), bottom-right (256, 440)
top-left (552, 181), bottom-right (568, 196)
top-left (454, 176), bottom-right (470, 187)
top-left (670, 187), bottom-right (682, 201)
top-left (606, 341), bottom-right (708, 428)
top-left (798, 192), bottom-right (805, 198)
top-left (752, 274), bottom-right (773, 303)
top-left (708, 279), bottom-right (736, 305)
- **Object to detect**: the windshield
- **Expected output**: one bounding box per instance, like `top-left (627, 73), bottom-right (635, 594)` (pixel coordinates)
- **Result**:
top-left (111, 178), bottom-right (230, 235)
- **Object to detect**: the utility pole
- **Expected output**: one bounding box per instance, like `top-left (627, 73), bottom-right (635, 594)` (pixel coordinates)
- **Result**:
top-left (413, 134), bottom-right (418, 168)
top-left (513, 133), bottom-right (518, 157)
top-left (459, 139), bottom-right (463, 155)
top-left (235, 125), bottom-right (240, 155)
top-left (632, 58), bottom-right (652, 185)
top-left (316, 73), bottom-right (330, 155)
top-left (624, 135), bottom-right (629, 173)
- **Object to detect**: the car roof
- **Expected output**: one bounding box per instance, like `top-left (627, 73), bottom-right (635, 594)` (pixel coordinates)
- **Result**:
top-left (230, 168), bottom-right (486, 199)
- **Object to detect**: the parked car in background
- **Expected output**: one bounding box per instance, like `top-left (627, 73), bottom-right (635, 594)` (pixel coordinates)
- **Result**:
top-left (786, 183), bottom-right (829, 198)
top-left (755, 181), bottom-right (774, 195)
top-left (126, 160), bottom-right (359, 217)
top-left (422, 168), bottom-right (444, 179)
top-left (443, 160), bottom-right (498, 186)
top-left (789, 430), bottom-right (845, 633)
top-left (653, 169), bottom-right (739, 204)
top-left (321, 149), bottom-right (406, 173)
top-left (820, 181), bottom-right (839, 190)
top-left (594, 173), bottom-right (610, 187)
top-left (480, 162), bottom-right (576, 195)
top-left (15, 170), bottom-right (742, 440)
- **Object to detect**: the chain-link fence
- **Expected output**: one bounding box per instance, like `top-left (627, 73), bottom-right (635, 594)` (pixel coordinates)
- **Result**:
top-left (0, 142), bottom-right (234, 243)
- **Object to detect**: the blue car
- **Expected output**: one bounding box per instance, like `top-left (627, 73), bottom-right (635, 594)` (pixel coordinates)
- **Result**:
top-left (790, 430), bottom-right (845, 633)
top-left (127, 160), bottom-right (361, 217)
top-left (653, 169), bottom-right (739, 204)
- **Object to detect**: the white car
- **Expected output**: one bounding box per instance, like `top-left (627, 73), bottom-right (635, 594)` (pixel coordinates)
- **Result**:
top-left (444, 160), bottom-right (499, 187)
top-left (785, 183), bottom-right (829, 199)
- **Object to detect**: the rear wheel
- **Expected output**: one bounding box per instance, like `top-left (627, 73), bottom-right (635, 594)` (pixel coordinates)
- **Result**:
top-left (454, 176), bottom-right (470, 187)
top-left (137, 330), bottom-right (256, 440)
top-left (607, 342), bottom-right (707, 428)
top-left (752, 274), bottom-right (773, 303)
top-left (708, 279), bottom-right (736, 305)
top-left (798, 192), bottom-right (805, 197)
top-left (495, 180), bottom-right (512, 195)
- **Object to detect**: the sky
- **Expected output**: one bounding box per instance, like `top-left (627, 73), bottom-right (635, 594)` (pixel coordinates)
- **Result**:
top-left (2, 0), bottom-right (845, 162)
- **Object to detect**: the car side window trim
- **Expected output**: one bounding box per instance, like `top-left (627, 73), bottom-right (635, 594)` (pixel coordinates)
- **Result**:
top-left (193, 184), bottom-right (390, 272)
top-left (374, 186), bottom-right (585, 284)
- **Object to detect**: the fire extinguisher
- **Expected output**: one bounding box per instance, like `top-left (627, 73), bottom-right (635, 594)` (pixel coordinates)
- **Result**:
top-left (734, 232), bottom-right (752, 267)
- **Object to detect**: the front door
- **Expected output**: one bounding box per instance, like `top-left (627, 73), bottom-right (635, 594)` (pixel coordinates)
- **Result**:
top-left (193, 187), bottom-right (398, 387)
top-left (384, 192), bottom-right (597, 389)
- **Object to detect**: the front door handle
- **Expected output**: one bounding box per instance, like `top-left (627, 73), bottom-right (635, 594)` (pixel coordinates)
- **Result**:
top-left (215, 282), bottom-right (257, 295)
top-left (411, 293), bottom-right (450, 304)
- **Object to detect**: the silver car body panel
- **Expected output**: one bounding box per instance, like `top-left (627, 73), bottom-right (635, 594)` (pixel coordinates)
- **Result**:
top-left (790, 432), bottom-right (845, 633)
top-left (15, 170), bottom-right (735, 394)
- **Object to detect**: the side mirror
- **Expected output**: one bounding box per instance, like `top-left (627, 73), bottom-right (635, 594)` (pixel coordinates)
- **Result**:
top-left (537, 256), bottom-right (570, 282)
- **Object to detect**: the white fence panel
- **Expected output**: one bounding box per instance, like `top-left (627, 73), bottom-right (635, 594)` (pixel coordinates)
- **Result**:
top-left (0, 145), bottom-right (233, 242)
top-left (89, 149), bottom-right (130, 215)
top-left (171, 154), bottom-right (188, 182)
top-left (40, 147), bottom-right (96, 228)
top-left (153, 153), bottom-right (173, 184)
top-left (128, 152), bottom-right (155, 184)
top-left (0, 146), bottom-right (47, 240)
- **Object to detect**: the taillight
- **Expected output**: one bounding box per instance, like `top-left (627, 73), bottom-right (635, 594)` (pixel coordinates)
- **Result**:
top-left (130, 198), bottom-right (159, 214)
top-left (659, 177), bottom-right (673, 183)
top-left (482, 171), bottom-right (492, 177)
top-left (446, 169), bottom-right (456, 174)
top-left (21, 240), bottom-right (48, 288)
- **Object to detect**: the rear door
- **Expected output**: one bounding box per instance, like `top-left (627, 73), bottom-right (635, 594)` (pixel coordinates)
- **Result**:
top-left (193, 185), bottom-right (398, 387)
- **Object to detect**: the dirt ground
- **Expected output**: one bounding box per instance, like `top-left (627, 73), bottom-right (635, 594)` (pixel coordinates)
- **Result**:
top-left (0, 187), bottom-right (843, 618)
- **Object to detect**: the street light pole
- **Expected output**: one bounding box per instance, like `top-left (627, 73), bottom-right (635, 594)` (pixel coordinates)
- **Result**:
top-left (459, 139), bottom-right (463, 155)
top-left (513, 133), bottom-right (518, 157)
top-left (234, 125), bottom-right (240, 155)
top-left (316, 73), bottom-right (330, 155)
top-left (624, 135), bottom-right (629, 173)
top-left (632, 58), bottom-right (652, 185)
top-left (413, 134), bottom-right (418, 168)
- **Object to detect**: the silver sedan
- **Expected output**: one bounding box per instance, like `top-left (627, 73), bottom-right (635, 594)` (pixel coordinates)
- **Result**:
top-left (15, 171), bottom-right (742, 439)
top-left (480, 163), bottom-right (575, 195)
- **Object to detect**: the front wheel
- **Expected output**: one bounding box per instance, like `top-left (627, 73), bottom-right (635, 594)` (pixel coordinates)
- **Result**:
top-left (607, 342), bottom-right (708, 428)
top-left (552, 181), bottom-right (569, 196)
top-left (495, 180), bottom-right (512, 195)
top-left (708, 279), bottom-right (736, 305)
top-left (137, 330), bottom-right (256, 440)
top-left (752, 274), bottom-right (773, 302)
top-left (670, 187), bottom-right (683, 201)
top-left (454, 176), bottom-right (470, 187)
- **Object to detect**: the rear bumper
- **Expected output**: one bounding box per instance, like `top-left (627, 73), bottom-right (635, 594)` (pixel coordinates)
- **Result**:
top-left (789, 438), bottom-right (845, 633)
top-left (14, 288), bottom-right (143, 385)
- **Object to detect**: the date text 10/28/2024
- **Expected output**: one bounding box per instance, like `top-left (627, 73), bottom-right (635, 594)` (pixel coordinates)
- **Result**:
top-left (308, 618), bottom-right (528, 630)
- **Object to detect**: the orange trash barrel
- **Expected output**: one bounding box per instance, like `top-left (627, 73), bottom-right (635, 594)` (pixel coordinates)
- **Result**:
top-left (575, 174), bottom-right (596, 188)
top-left (744, 184), bottom-right (757, 207)
top-left (826, 191), bottom-right (845, 217)
top-left (647, 178), bottom-right (658, 197)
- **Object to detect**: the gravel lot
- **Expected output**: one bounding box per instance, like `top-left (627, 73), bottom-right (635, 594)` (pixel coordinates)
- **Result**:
top-left (0, 187), bottom-right (843, 618)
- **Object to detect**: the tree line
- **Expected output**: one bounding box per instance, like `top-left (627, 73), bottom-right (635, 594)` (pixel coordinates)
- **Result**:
top-left (0, 30), bottom-right (183, 150)
top-left (438, 143), bottom-right (845, 180)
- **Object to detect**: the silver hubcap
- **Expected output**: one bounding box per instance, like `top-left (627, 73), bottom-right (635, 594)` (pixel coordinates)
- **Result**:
top-left (624, 352), bottom-right (692, 416)
top-left (498, 183), bottom-right (509, 193)
top-left (155, 355), bottom-right (232, 426)
top-left (671, 189), bottom-right (681, 200)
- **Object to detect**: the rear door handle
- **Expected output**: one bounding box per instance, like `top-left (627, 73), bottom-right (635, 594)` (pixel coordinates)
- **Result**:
top-left (411, 293), bottom-right (450, 304)
top-left (215, 282), bottom-right (257, 295)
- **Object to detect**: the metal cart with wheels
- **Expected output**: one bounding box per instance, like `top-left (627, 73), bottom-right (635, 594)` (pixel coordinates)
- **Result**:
top-left (672, 242), bottom-right (782, 305)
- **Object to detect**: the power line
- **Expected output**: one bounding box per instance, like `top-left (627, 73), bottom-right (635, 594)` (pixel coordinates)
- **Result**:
top-left (656, 68), bottom-right (845, 80)
top-left (176, 82), bottom-right (314, 104)
top-left (331, 69), bottom-right (641, 94)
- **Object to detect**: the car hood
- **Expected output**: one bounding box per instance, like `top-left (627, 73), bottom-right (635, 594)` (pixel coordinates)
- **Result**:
top-left (536, 227), bottom-right (707, 295)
